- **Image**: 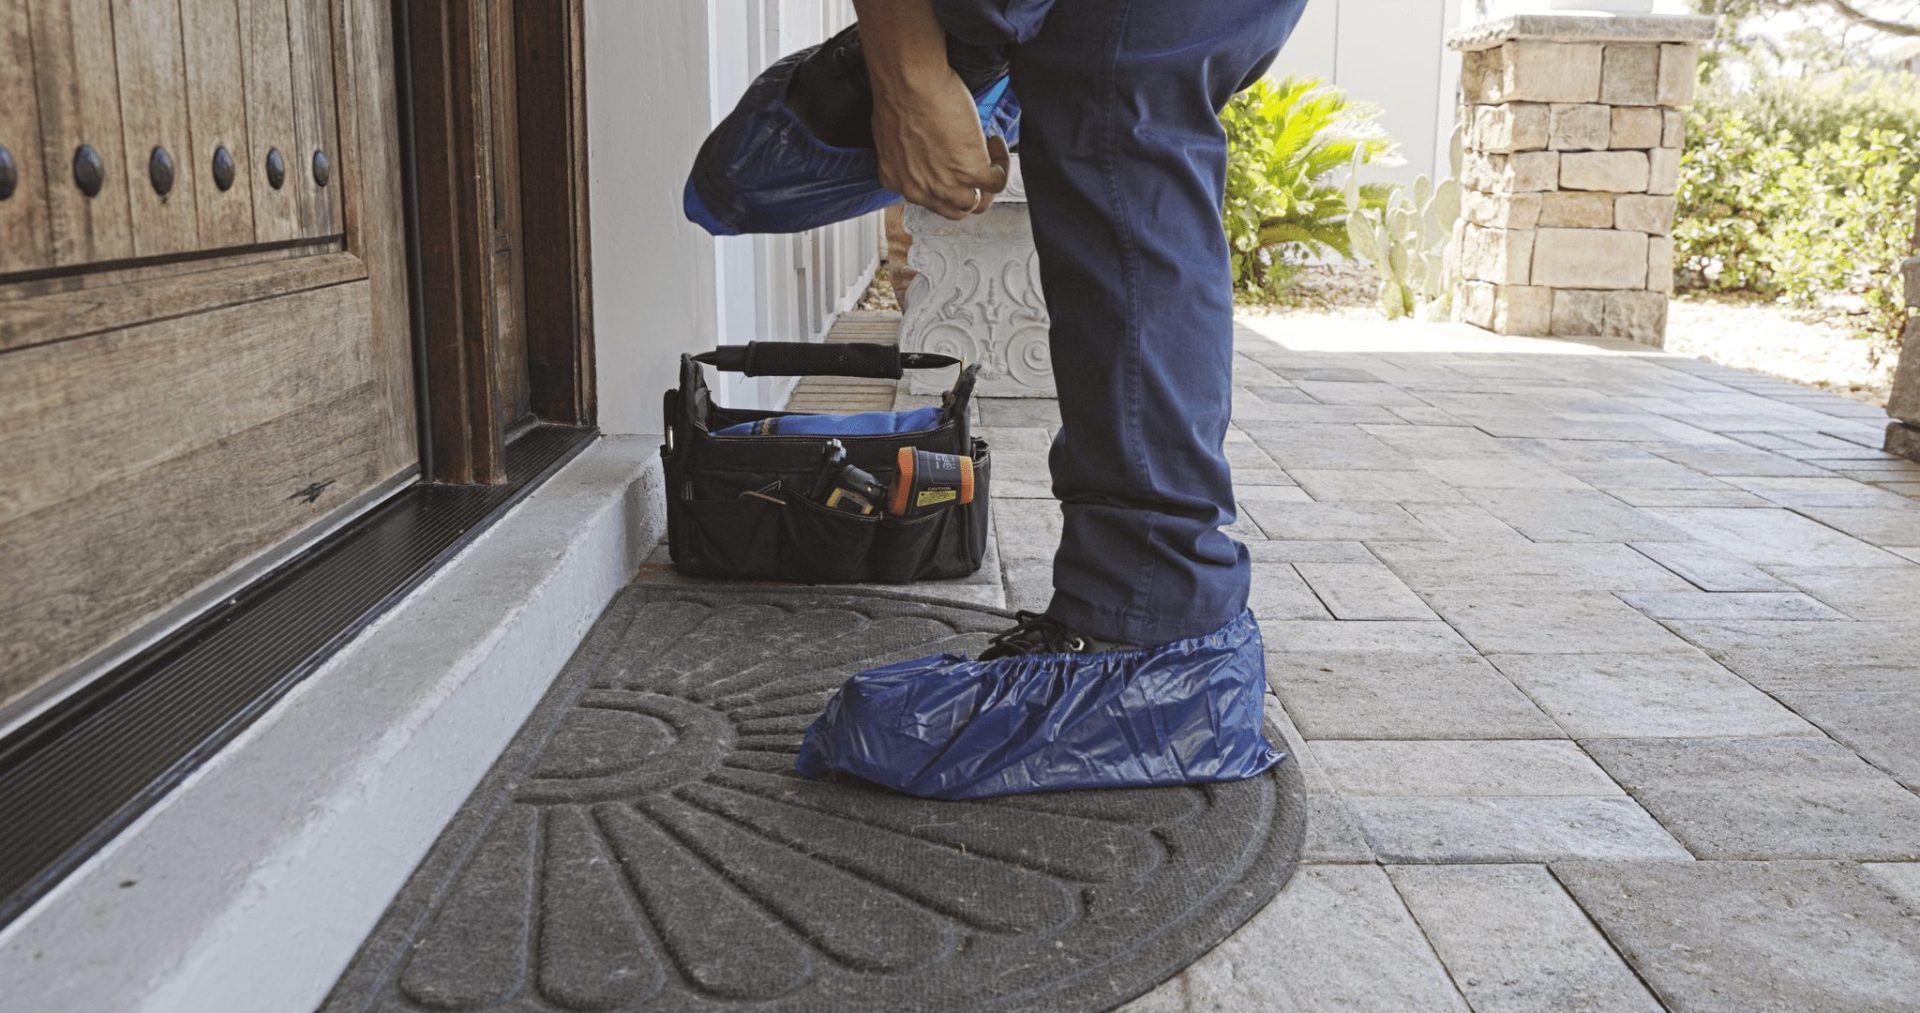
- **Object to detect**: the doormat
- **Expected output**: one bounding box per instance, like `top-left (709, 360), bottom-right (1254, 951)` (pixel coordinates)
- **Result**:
top-left (324, 586), bottom-right (1305, 1013)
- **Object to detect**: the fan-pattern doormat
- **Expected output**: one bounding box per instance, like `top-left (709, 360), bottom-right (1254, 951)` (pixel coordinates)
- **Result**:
top-left (324, 586), bottom-right (1305, 1013)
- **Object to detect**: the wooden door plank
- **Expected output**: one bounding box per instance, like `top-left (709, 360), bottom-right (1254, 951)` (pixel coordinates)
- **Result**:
top-left (180, 0), bottom-right (258, 248)
top-left (111, 0), bottom-right (203, 257)
top-left (0, 281), bottom-right (374, 528)
top-left (0, 381), bottom-right (384, 705)
top-left (0, 250), bottom-right (365, 353)
top-left (284, 0), bottom-right (341, 236)
top-left (238, 0), bottom-right (299, 242)
top-left (0, 0), bottom-right (54, 274)
top-left (27, 0), bottom-right (136, 265)
top-left (486, 2), bottom-right (529, 423)
top-left (340, 0), bottom-right (418, 475)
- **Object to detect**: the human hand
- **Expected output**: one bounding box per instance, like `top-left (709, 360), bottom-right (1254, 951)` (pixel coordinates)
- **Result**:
top-left (871, 68), bottom-right (1010, 220)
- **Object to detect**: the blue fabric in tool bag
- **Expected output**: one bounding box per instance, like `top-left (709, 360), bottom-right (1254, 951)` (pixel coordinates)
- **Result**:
top-left (711, 406), bottom-right (944, 437)
top-left (794, 610), bottom-right (1284, 800)
top-left (684, 40), bottom-right (1020, 237)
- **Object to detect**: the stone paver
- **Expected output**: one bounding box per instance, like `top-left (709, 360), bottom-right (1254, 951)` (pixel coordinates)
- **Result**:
top-left (1315, 739), bottom-right (1622, 797)
top-left (1585, 736), bottom-right (1920, 860)
top-left (1555, 861), bottom-right (1920, 1012)
top-left (961, 313), bottom-right (1920, 1009)
top-left (1389, 865), bottom-right (1663, 1013)
top-left (1490, 652), bottom-right (1818, 739)
top-left (1350, 797), bottom-right (1689, 863)
top-left (1271, 651), bottom-right (1560, 740)
top-left (1124, 865), bottom-right (1469, 1013)
top-left (1426, 591), bottom-right (1696, 654)
top-left (1293, 562), bottom-right (1436, 620)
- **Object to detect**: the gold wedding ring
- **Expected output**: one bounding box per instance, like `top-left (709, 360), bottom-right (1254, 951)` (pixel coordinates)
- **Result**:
top-left (968, 187), bottom-right (987, 213)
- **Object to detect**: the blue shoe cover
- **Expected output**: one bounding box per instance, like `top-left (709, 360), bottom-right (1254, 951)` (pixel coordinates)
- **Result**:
top-left (685, 48), bottom-right (1020, 237)
top-left (794, 609), bottom-right (1284, 800)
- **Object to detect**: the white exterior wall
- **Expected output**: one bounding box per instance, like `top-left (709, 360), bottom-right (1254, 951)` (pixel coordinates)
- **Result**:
top-left (586, 0), bottom-right (880, 435)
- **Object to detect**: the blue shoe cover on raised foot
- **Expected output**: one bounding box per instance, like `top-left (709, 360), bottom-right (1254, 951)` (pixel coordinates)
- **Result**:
top-left (685, 47), bottom-right (1020, 237)
top-left (794, 610), bottom-right (1283, 800)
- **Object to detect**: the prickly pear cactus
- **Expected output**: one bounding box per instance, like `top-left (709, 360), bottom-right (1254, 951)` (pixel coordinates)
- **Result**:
top-left (1348, 126), bottom-right (1464, 321)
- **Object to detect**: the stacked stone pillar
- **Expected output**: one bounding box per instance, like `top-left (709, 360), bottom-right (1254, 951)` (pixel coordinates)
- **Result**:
top-left (1883, 202), bottom-right (1920, 461)
top-left (1449, 13), bottom-right (1715, 345)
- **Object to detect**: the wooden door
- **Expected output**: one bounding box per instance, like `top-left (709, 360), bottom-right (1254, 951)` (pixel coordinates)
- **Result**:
top-left (0, 0), bottom-right (416, 711)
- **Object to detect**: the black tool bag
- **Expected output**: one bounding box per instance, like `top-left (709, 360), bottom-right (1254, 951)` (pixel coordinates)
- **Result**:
top-left (661, 341), bottom-right (991, 584)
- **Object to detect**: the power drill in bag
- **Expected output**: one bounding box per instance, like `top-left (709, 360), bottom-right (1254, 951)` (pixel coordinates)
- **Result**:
top-left (812, 440), bottom-right (975, 518)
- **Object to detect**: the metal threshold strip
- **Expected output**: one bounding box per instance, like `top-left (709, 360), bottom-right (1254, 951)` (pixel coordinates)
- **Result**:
top-left (0, 424), bottom-right (596, 928)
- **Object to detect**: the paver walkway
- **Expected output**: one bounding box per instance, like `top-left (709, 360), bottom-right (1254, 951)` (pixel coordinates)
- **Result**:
top-left (642, 311), bottom-right (1920, 1011)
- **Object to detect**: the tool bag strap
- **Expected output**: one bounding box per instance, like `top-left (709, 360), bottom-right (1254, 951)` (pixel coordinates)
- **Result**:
top-left (693, 341), bottom-right (959, 379)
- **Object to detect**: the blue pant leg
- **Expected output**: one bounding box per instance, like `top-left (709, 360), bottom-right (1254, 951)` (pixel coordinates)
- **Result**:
top-left (1002, 0), bottom-right (1306, 645)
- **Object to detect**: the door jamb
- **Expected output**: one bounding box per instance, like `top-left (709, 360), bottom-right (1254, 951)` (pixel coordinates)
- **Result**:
top-left (394, 0), bottom-right (595, 485)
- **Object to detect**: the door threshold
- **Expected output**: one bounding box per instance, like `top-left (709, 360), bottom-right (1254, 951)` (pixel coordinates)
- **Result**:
top-left (0, 425), bottom-right (595, 928)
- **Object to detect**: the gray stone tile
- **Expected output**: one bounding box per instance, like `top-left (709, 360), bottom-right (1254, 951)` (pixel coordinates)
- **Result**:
top-left (1351, 797), bottom-right (1688, 862)
top-left (1296, 379), bottom-right (1429, 406)
top-left (1242, 383), bottom-right (1316, 405)
top-left (1262, 620), bottom-right (1475, 654)
top-left (1271, 652), bottom-right (1560, 740)
top-left (1316, 740), bottom-right (1622, 797)
top-left (1388, 865), bottom-right (1663, 1013)
top-left (1245, 540), bottom-right (1376, 563)
top-left (1373, 542), bottom-right (1691, 593)
top-left (976, 398), bottom-right (1060, 429)
top-left (1236, 421), bottom-right (1415, 470)
top-left (1585, 736), bottom-right (1920, 859)
top-left (1413, 456), bottom-right (1593, 490)
top-left (1491, 652), bottom-right (1818, 739)
top-left (1642, 507), bottom-right (1909, 567)
top-left (1388, 405), bottom-right (1471, 426)
top-left (1235, 486), bottom-right (1311, 504)
top-left (1665, 620), bottom-right (1920, 692)
top-left (1362, 424), bottom-right (1511, 459)
top-left (1768, 564), bottom-right (1920, 620)
top-left (1560, 458), bottom-right (1738, 490)
top-left (991, 499), bottom-right (1060, 561)
top-left (1233, 401), bottom-right (1408, 425)
top-left (1171, 865), bottom-right (1469, 1013)
top-left (1461, 489), bottom-right (1689, 542)
top-left (1618, 590), bottom-right (1848, 621)
top-left (1792, 505), bottom-right (1920, 546)
top-left (1302, 796), bottom-right (1377, 864)
top-left (1001, 557), bottom-right (1053, 613)
top-left (1395, 503), bottom-right (1534, 544)
top-left (1554, 860), bottom-right (1920, 1013)
top-left (1289, 469), bottom-right (1466, 504)
top-left (1248, 564), bottom-right (1332, 621)
top-left (1242, 501), bottom-right (1438, 541)
top-left (1772, 690), bottom-right (1920, 791)
top-left (1426, 592), bottom-right (1696, 654)
top-left (1651, 445), bottom-right (1833, 476)
top-left (1864, 862), bottom-right (1920, 908)
top-left (1895, 545), bottom-right (1920, 563)
top-left (1722, 475), bottom-right (1915, 509)
top-left (1293, 563), bottom-right (1435, 620)
top-left (1606, 486), bottom-right (1776, 507)
top-left (1628, 541), bottom-right (1792, 591)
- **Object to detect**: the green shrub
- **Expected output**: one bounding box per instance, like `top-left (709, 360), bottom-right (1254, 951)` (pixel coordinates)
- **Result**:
top-left (1676, 73), bottom-right (1920, 364)
top-left (1221, 77), bottom-right (1393, 298)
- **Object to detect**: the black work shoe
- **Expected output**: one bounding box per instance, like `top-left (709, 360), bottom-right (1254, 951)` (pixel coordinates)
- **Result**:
top-left (978, 611), bottom-right (1139, 660)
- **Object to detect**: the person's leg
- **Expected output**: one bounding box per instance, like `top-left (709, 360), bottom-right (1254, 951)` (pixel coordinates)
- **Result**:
top-left (997, 0), bottom-right (1307, 645)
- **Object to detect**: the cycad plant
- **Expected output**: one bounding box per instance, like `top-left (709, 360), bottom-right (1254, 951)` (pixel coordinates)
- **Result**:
top-left (1221, 77), bottom-right (1395, 297)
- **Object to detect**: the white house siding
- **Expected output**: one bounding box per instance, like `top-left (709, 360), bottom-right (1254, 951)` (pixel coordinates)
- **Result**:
top-left (586, 0), bottom-right (880, 434)
top-left (1269, 0), bottom-right (1467, 190)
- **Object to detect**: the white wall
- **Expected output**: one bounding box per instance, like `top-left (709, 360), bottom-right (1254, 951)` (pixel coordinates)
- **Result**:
top-left (586, 0), bottom-right (880, 436)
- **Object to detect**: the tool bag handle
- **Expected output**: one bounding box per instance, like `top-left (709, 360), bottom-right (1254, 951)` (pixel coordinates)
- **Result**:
top-left (692, 341), bottom-right (959, 379)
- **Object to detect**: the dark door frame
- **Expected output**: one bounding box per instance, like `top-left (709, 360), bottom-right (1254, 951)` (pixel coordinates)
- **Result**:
top-left (396, 0), bottom-right (596, 484)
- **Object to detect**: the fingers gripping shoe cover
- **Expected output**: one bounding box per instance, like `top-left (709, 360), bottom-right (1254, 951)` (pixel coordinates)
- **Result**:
top-left (795, 610), bottom-right (1284, 800)
top-left (684, 29), bottom-right (1021, 237)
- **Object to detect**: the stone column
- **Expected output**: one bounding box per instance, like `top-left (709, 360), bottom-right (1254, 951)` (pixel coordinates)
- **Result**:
top-left (899, 157), bottom-right (1055, 397)
top-left (1448, 12), bottom-right (1714, 345)
top-left (1883, 203), bottom-right (1920, 461)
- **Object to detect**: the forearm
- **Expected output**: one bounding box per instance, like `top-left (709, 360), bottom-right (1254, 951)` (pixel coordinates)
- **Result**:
top-left (850, 0), bottom-right (949, 96)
